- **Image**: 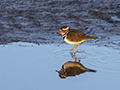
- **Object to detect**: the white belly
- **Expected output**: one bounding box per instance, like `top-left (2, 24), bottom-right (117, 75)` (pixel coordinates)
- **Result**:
top-left (64, 37), bottom-right (85, 44)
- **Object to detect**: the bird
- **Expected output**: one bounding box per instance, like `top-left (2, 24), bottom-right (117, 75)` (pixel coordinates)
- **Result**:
top-left (58, 26), bottom-right (98, 53)
top-left (56, 61), bottom-right (96, 79)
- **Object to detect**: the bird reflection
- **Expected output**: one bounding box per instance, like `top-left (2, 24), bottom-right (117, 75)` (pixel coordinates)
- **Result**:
top-left (56, 53), bottom-right (96, 79)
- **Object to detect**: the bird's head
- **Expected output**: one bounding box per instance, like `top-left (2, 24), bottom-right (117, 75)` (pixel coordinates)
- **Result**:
top-left (55, 70), bottom-right (67, 79)
top-left (58, 26), bottom-right (69, 35)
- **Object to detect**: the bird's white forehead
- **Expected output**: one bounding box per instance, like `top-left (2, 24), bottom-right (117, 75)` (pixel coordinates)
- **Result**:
top-left (61, 27), bottom-right (69, 30)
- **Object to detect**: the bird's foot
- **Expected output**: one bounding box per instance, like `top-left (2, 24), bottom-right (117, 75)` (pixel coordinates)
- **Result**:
top-left (71, 43), bottom-right (81, 53)
top-left (70, 46), bottom-right (75, 51)
top-left (78, 43), bottom-right (81, 46)
top-left (74, 47), bottom-right (77, 54)
top-left (70, 45), bottom-right (77, 51)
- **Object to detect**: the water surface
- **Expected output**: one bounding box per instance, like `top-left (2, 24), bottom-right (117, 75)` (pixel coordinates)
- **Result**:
top-left (0, 42), bottom-right (120, 90)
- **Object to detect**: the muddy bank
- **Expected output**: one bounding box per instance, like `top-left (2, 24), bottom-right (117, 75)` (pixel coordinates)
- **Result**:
top-left (0, 0), bottom-right (120, 50)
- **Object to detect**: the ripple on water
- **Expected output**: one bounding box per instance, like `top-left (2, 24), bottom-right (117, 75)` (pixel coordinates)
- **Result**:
top-left (50, 44), bottom-right (120, 79)
top-left (50, 44), bottom-right (111, 61)
top-left (49, 47), bottom-right (71, 60)
top-left (77, 45), bottom-right (120, 80)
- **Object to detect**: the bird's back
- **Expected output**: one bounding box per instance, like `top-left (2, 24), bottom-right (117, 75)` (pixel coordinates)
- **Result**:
top-left (66, 29), bottom-right (97, 42)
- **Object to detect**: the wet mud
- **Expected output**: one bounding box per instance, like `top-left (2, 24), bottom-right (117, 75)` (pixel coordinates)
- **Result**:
top-left (0, 0), bottom-right (120, 50)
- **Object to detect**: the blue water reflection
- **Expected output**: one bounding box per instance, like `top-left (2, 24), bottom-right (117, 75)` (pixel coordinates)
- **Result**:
top-left (0, 42), bottom-right (120, 90)
top-left (56, 52), bottom-right (96, 79)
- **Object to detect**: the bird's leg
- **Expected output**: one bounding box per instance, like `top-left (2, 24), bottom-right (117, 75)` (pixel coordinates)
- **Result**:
top-left (74, 53), bottom-right (77, 61)
top-left (74, 45), bottom-right (77, 54)
top-left (70, 52), bottom-right (77, 61)
top-left (70, 44), bottom-right (77, 51)
top-left (73, 43), bottom-right (81, 54)
top-left (77, 43), bottom-right (81, 46)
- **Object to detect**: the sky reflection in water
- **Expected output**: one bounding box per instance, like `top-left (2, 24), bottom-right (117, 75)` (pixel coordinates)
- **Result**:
top-left (0, 42), bottom-right (120, 90)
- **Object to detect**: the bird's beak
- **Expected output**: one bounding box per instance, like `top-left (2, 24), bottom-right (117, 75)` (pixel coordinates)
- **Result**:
top-left (58, 31), bottom-right (61, 33)
top-left (55, 70), bottom-right (60, 73)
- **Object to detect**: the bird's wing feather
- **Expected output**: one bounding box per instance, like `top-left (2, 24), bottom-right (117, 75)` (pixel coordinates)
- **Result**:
top-left (66, 66), bottom-right (86, 76)
top-left (66, 30), bottom-right (87, 42)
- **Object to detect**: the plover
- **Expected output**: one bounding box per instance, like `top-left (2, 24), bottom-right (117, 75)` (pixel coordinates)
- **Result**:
top-left (58, 26), bottom-right (98, 53)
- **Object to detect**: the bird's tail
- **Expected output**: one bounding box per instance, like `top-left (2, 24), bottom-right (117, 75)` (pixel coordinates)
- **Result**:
top-left (90, 37), bottom-right (98, 40)
top-left (87, 69), bottom-right (97, 72)
top-left (86, 36), bottom-right (98, 40)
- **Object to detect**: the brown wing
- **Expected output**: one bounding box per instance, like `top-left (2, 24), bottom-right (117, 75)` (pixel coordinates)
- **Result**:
top-left (66, 66), bottom-right (86, 76)
top-left (74, 62), bottom-right (96, 72)
top-left (66, 29), bottom-right (88, 42)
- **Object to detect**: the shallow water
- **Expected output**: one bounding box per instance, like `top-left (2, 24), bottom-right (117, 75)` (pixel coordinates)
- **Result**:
top-left (0, 42), bottom-right (120, 90)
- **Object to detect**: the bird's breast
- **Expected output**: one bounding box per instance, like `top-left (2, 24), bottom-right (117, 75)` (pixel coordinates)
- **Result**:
top-left (64, 37), bottom-right (85, 44)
